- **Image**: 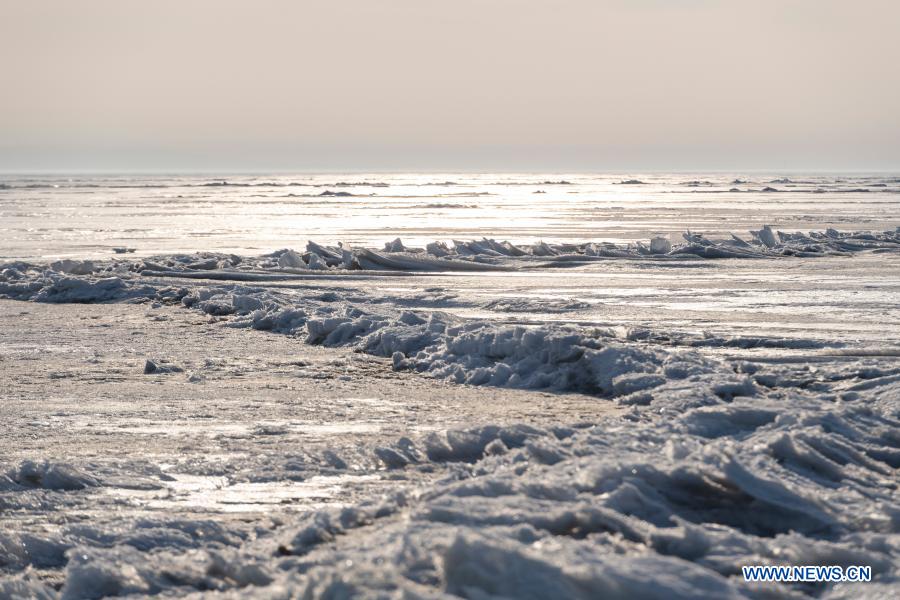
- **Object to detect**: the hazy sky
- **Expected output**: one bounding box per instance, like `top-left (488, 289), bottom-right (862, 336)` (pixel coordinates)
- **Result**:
top-left (1, 1), bottom-right (898, 172)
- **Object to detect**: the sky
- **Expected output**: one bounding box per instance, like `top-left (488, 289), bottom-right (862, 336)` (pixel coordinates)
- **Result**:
top-left (1, 0), bottom-right (898, 173)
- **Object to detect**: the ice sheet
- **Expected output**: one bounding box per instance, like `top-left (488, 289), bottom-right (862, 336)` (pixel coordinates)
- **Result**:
top-left (2, 205), bottom-right (899, 595)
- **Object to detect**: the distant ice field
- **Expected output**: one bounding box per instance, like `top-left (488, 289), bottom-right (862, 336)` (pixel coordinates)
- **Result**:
top-left (2, 173), bottom-right (899, 352)
top-left (2, 173), bottom-right (899, 260)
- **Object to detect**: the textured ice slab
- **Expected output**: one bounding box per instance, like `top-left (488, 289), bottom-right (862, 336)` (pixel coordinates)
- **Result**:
top-left (3, 355), bottom-right (897, 598)
top-left (137, 227), bottom-right (900, 273)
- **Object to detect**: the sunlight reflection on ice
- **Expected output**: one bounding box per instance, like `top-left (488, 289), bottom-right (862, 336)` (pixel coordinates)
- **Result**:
top-left (106, 473), bottom-right (380, 514)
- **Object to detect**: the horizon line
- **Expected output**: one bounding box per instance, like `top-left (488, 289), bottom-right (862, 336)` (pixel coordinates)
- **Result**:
top-left (2, 168), bottom-right (899, 176)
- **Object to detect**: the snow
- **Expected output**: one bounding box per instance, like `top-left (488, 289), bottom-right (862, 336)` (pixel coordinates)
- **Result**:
top-left (245, 367), bottom-right (897, 598)
top-left (13, 357), bottom-right (893, 598)
top-left (1, 228), bottom-right (898, 397)
top-left (1, 225), bottom-right (899, 597)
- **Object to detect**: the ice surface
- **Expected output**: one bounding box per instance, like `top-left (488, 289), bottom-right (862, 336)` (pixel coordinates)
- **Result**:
top-left (2, 227), bottom-right (899, 395)
top-left (5, 360), bottom-right (895, 597)
top-left (239, 370), bottom-right (896, 597)
top-left (3, 173), bottom-right (900, 263)
top-left (1, 226), bottom-right (899, 597)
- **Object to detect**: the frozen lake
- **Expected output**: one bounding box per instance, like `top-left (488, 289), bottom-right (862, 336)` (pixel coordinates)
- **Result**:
top-left (2, 173), bottom-right (899, 598)
top-left (2, 173), bottom-right (899, 260)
